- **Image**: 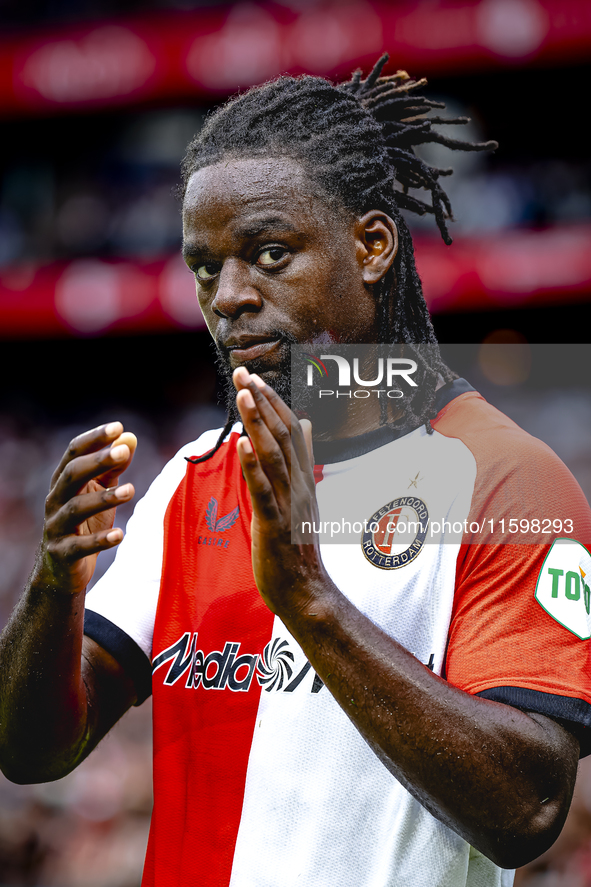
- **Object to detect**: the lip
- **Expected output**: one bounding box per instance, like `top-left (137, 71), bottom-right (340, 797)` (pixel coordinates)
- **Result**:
top-left (228, 338), bottom-right (282, 368)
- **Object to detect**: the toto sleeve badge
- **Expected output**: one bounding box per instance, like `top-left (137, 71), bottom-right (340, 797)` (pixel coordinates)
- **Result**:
top-left (362, 497), bottom-right (429, 570)
top-left (535, 538), bottom-right (591, 639)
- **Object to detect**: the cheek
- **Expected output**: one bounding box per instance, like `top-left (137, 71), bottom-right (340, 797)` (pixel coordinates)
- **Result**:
top-left (194, 282), bottom-right (219, 336)
top-left (318, 259), bottom-right (378, 341)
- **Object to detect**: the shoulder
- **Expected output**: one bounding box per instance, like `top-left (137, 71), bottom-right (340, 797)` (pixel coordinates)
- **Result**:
top-left (173, 422), bottom-right (242, 464)
top-left (433, 387), bottom-right (550, 459)
top-left (147, 422), bottom-right (242, 499)
top-left (432, 385), bottom-right (591, 546)
top-left (177, 422), bottom-right (242, 465)
top-left (434, 388), bottom-right (586, 495)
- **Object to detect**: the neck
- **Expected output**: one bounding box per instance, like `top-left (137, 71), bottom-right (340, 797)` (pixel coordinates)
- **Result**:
top-left (306, 397), bottom-right (403, 442)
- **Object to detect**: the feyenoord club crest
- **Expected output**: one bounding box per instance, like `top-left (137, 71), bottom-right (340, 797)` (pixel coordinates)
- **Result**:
top-left (362, 497), bottom-right (429, 570)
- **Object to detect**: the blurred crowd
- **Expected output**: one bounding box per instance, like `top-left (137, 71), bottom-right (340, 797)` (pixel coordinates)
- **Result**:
top-left (0, 0), bottom-right (236, 29)
top-left (0, 109), bottom-right (203, 269)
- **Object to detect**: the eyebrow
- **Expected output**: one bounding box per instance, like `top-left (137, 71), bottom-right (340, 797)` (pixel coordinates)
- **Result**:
top-left (232, 216), bottom-right (299, 239)
top-left (182, 241), bottom-right (208, 262)
top-left (182, 215), bottom-right (300, 262)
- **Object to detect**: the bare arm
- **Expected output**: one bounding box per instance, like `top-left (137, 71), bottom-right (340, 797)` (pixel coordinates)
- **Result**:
top-left (233, 368), bottom-right (580, 870)
top-left (0, 423), bottom-right (139, 783)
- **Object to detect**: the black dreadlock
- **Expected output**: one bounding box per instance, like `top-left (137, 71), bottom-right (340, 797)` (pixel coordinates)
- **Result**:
top-left (181, 54), bottom-right (497, 463)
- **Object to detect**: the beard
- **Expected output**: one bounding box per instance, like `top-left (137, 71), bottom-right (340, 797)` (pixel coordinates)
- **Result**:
top-left (214, 331), bottom-right (297, 425)
top-left (214, 335), bottom-right (362, 442)
top-left (213, 332), bottom-right (338, 429)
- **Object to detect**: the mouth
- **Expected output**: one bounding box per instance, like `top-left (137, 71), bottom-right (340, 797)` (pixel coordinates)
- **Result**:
top-left (227, 338), bottom-right (283, 369)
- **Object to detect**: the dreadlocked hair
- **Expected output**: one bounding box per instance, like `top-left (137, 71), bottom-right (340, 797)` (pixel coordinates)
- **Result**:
top-left (182, 54), bottom-right (497, 463)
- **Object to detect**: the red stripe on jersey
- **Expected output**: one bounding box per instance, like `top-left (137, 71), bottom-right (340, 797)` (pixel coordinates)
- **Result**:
top-left (144, 432), bottom-right (275, 887)
top-left (314, 464), bottom-right (324, 485)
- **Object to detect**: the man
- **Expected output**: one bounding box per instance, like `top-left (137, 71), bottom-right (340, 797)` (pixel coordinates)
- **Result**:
top-left (1, 57), bottom-right (590, 887)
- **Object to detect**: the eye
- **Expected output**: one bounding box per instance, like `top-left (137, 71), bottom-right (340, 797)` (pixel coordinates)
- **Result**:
top-left (195, 263), bottom-right (219, 281)
top-left (256, 247), bottom-right (288, 267)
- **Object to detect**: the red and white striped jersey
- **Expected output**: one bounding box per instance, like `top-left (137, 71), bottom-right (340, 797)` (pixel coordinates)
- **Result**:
top-left (85, 380), bottom-right (591, 887)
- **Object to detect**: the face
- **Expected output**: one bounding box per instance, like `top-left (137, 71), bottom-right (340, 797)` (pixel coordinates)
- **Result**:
top-left (182, 156), bottom-right (393, 412)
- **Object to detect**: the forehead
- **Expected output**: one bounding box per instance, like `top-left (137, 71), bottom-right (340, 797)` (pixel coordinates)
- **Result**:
top-left (182, 156), bottom-right (340, 240)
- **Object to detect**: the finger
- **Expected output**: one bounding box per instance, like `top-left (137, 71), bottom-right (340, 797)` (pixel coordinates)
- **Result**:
top-left (236, 385), bottom-right (313, 529)
top-left (232, 366), bottom-right (251, 390)
top-left (249, 373), bottom-right (292, 426)
top-left (235, 387), bottom-right (292, 490)
top-left (234, 369), bottom-right (293, 434)
top-left (236, 436), bottom-right (280, 522)
top-left (111, 432), bottom-right (137, 456)
top-left (98, 432), bottom-right (138, 489)
top-left (49, 442), bottom-right (132, 510)
top-left (47, 526), bottom-right (125, 564)
top-left (47, 483), bottom-right (135, 538)
top-left (247, 373), bottom-right (313, 475)
top-left (51, 422), bottom-right (123, 489)
top-left (234, 370), bottom-right (295, 466)
top-left (235, 373), bottom-right (314, 500)
top-left (300, 419), bottom-right (314, 465)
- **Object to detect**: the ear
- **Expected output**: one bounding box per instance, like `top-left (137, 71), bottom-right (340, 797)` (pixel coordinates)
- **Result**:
top-left (355, 211), bottom-right (398, 285)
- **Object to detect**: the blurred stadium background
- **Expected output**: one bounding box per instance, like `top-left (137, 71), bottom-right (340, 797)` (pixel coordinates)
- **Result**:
top-left (0, 0), bottom-right (590, 884)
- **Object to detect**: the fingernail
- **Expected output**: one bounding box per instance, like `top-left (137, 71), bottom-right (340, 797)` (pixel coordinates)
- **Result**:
top-left (110, 445), bottom-right (128, 461)
top-left (105, 422), bottom-right (122, 437)
top-left (106, 529), bottom-right (123, 543)
top-left (240, 437), bottom-right (253, 454)
top-left (250, 374), bottom-right (265, 389)
top-left (114, 484), bottom-right (131, 499)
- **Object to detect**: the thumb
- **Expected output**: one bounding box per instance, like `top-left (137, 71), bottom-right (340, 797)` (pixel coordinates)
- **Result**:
top-left (98, 431), bottom-right (138, 489)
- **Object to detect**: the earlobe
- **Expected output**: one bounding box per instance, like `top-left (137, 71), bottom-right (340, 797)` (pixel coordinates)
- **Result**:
top-left (356, 211), bottom-right (398, 285)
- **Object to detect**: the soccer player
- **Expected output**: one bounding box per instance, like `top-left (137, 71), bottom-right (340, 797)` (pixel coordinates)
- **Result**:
top-left (1, 57), bottom-right (590, 887)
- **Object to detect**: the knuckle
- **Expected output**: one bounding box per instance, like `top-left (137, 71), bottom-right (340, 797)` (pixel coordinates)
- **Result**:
top-left (63, 498), bottom-right (79, 522)
top-left (45, 538), bottom-right (63, 559)
top-left (276, 428), bottom-right (291, 448)
top-left (266, 449), bottom-right (284, 468)
top-left (258, 491), bottom-right (276, 512)
top-left (66, 436), bottom-right (84, 461)
top-left (44, 513), bottom-right (57, 537)
top-left (66, 537), bottom-right (86, 559)
top-left (62, 464), bottom-right (75, 485)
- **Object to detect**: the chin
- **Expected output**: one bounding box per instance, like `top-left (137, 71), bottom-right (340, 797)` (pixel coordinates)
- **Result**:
top-left (238, 349), bottom-right (293, 400)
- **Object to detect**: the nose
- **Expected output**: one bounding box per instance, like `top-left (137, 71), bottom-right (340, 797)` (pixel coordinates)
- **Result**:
top-left (211, 258), bottom-right (262, 319)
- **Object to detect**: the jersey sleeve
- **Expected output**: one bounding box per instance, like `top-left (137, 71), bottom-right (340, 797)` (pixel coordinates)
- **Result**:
top-left (434, 393), bottom-right (591, 755)
top-left (84, 428), bottom-right (225, 704)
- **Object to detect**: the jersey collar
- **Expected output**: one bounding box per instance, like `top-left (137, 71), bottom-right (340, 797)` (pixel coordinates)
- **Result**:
top-left (312, 378), bottom-right (475, 465)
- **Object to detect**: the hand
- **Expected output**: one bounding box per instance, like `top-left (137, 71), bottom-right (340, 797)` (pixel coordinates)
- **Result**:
top-left (233, 367), bottom-right (328, 618)
top-left (35, 422), bottom-right (137, 596)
